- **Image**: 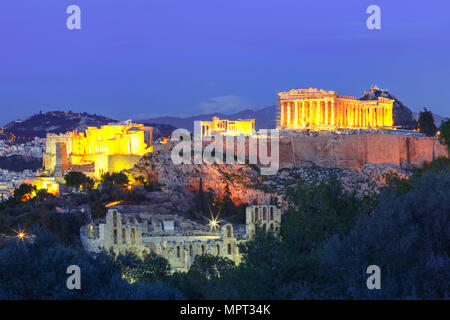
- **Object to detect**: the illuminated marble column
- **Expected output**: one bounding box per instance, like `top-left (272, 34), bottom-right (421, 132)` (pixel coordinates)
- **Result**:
top-left (371, 107), bottom-right (375, 127)
top-left (294, 101), bottom-right (299, 127)
top-left (342, 102), bottom-right (346, 127)
top-left (358, 104), bottom-right (362, 127)
top-left (286, 101), bottom-right (291, 127)
top-left (280, 102), bottom-right (285, 127)
top-left (309, 100), bottom-right (313, 126)
top-left (331, 101), bottom-right (335, 126)
top-left (365, 106), bottom-right (368, 127)
top-left (374, 107), bottom-right (380, 127)
top-left (346, 103), bottom-right (350, 127)
top-left (301, 101), bottom-right (306, 127)
top-left (338, 102), bottom-right (342, 126)
top-left (362, 106), bottom-right (366, 127)
top-left (324, 101), bottom-right (329, 125)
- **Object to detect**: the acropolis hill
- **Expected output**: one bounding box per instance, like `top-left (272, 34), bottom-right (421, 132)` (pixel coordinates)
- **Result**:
top-left (272, 87), bottom-right (447, 169)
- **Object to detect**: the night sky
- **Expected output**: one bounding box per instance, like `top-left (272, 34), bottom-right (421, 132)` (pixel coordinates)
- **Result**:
top-left (0, 0), bottom-right (449, 124)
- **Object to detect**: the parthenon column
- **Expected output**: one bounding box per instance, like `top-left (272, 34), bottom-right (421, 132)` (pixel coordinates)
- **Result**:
top-left (280, 102), bottom-right (285, 127)
top-left (350, 102), bottom-right (356, 127)
top-left (331, 101), bottom-right (335, 126)
top-left (337, 102), bottom-right (341, 126)
top-left (344, 102), bottom-right (347, 127)
top-left (324, 101), bottom-right (329, 125)
top-left (358, 104), bottom-right (362, 127)
top-left (301, 101), bottom-right (306, 127)
top-left (294, 101), bottom-right (299, 127)
top-left (313, 101), bottom-right (318, 125)
top-left (309, 100), bottom-right (313, 126)
top-left (288, 102), bottom-right (291, 126)
top-left (342, 102), bottom-right (346, 127)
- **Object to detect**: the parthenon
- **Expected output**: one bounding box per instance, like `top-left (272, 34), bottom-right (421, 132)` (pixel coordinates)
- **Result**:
top-left (278, 88), bottom-right (394, 130)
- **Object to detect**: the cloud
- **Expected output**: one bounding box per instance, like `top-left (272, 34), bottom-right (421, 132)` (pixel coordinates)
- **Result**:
top-left (196, 94), bottom-right (255, 114)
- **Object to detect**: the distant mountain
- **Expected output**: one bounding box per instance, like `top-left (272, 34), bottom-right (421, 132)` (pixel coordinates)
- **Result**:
top-left (0, 111), bottom-right (177, 142)
top-left (412, 111), bottom-right (448, 128)
top-left (2, 111), bottom-right (115, 140)
top-left (360, 86), bottom-right (417, 129)
top-left (139, 105), bottom-right (278, 132)
top-left (142, 122), bottom-right (177, 139)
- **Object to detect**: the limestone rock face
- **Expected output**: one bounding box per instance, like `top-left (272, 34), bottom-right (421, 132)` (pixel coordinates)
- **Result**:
top-left (129, 142), bottom-right (415, 218)
top-left (130, 144), bottom-right (282, 212)
top-left (360, 87), bottom-right (417, 130)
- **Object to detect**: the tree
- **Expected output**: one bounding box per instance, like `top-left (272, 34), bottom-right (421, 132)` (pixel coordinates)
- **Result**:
top-left (64, 171), bottom-right (94, 191)
top-left (189, 254), bottom-right (235, 280)
top-left (321, 170), bottom-right (450, 299)
top-left (438, 118), bottom-right (450, 154)
top-left (134, 154), bottom-right (158, 184)
top-left (136, 252), bottom-right (171, 283)
top-left (170, 254), bottom-right (236, 299)
top-left (101, 172), bottom-right (129, 186)
top-left (416, 108), bottom-right (437, 137)
top-left (0, 232), bottom-right (183, 299)
top-left (13, 183), bottom-right (36, 203)
top-left (90, 201), bottom-right (107, 220)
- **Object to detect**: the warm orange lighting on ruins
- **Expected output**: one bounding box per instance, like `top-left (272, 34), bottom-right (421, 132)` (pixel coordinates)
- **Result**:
top-left (44, 121), bottom-right (153, 178)
top-left (105, 200), bottom-right (124, 208)
top-left (71, 122), bottom-right (152, 164)
top-left (200, 117), bottom-right (255, 138)
top-left (278, 88), bottom-right (394, 130)
top-left (21, 191), bottom-right (36, 202)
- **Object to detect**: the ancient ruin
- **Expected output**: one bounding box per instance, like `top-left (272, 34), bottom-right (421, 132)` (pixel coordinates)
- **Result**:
top-left (199, 117), bottom-right (255, 139)
top-left (43, 120), bottom-right (152, 178)
top-left (278, 88), bottom-right (394, 130)
top-left (81, 205), bottom-right (282, 272)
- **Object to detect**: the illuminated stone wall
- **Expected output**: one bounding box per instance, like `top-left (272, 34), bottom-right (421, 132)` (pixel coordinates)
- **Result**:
top-left (43, 121), bottom-right (153, 178)
top-left (278, 88), bottom-right (394, 130)
top-left (277, 133), bottom-right (448, 169)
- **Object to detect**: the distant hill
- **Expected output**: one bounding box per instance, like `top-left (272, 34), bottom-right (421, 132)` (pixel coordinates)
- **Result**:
top-left (412, 111), bottom-right (448, 128)
top-left (142, 122), bottom-right (177, 139)
top-left (360, 86), bottom-right (418, 129)
top-left (1, 111), bottom-right (115, 141)
top-left (139, 105), bottom-right (278, 132)
top-left (0, 155), bottom-right (42, 172)
top-left (0, 111), bottom-right (176, 142)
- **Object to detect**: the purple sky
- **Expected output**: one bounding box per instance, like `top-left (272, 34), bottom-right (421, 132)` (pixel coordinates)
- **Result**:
top-left (0, 0), bottom-right (449, 124)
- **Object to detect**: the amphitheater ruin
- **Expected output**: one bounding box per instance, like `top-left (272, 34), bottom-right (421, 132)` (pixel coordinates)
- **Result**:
top-left (81, 205), bottom-right (282, 272)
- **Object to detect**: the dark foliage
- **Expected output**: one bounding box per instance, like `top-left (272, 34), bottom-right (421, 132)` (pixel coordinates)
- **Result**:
top-left (0, 232), bottom-right (183, 300)
top-left (416, 108), bottom-right (437, 137)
